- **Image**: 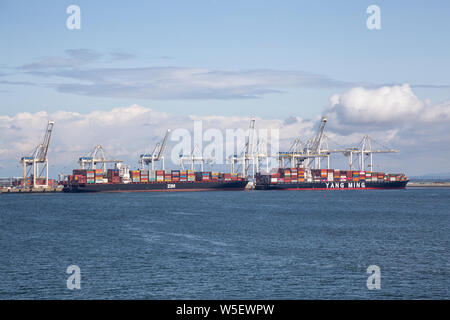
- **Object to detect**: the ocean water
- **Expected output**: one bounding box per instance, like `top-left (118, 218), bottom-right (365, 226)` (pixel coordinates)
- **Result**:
top-left (0, 188), bottom-right (449, 299)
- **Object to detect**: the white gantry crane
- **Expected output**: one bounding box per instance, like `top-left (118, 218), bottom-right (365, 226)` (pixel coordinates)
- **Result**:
top-left (139, 129), bottom-right (171, 170)
top-left (178, 143), bottom-right (214, 171)
top-left (267, 115), bottom-right (400, 173)
top-left (21, 120), bottom-right (54, 188)
top-left (229, 118), bottom-right (259, 180)
top-left (278, 116), bottom-right (329, 169)
top-left (79, 145), bottom-right (123, 170)
top-left (346, 135), bottom-right (398, 171)
top-left (242, 118), bottom-right (257, 179)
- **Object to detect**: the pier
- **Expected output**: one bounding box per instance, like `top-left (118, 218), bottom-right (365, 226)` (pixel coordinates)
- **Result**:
top-left (0, 186), bottom-right (63, 194)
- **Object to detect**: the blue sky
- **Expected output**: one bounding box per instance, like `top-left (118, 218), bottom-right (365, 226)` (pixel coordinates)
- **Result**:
top-left (1, 0), bottom-right (450, 118)
top-left (1, 1), bottom-right (450, 176)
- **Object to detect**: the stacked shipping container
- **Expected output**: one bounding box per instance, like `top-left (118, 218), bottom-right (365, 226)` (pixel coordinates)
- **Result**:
top-left (265, 168), bottom-right (405, 184)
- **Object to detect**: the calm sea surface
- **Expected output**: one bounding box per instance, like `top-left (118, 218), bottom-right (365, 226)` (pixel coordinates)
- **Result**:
top-left (0, 188), bottom-right (449, 299)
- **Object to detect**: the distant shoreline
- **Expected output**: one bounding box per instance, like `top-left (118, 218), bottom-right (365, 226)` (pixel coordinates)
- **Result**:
top-left (407, 182), bottom-right (450, 188)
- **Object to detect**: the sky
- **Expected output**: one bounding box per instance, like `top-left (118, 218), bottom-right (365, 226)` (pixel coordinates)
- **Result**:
top-left (1, 0), bottom-right (450, 177)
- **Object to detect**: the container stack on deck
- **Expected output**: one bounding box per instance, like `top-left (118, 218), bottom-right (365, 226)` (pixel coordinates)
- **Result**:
top-left (107, 169), bottom-right (120, 183)
top-left (140, 170), bottom-right (149, 183)
top-left (262, 168), bottom-right (407, 185)
top-left (67, 169), bottom-right (245, 185)
top-left (63, 167), bottom-right (248, 192)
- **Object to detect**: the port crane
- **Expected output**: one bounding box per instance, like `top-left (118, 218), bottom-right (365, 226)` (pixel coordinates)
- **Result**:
top-left (78, 145), bottom-right (123, 170)
top-left (346, 135), bottom-right (398, 171)
top-left (140, 129), bottom-right (171, 170)
top-left (178, 144), bottom-right (214, 171)
top-left (20, 121), bottom-right (54, 187)
top-left (277, 116), bottom-right (398, 171)
top-left (278, 116), bottom-right (329, 169)
top-left (230, 118), bottom-right (276, 178)
top-left (229, 119), bottom-right (259, 179)
top-left (314, 134), bottom-right (399, 171)
top-left (239, 118), bottom-right (257, 179)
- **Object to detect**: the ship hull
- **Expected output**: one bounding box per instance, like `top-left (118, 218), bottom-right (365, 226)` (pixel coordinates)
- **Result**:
top-left (255, 180), bottom-right (408, 190)
top-left (64, 180), bottom-right (249, 193)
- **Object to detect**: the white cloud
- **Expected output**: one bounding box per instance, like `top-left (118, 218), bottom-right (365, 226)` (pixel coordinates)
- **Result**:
top-left (19, 49), bottom-right (102, 70)
top-left (1, 84), bottom-right (449, 177)
top-left (327, 84), bottom-right (425, 125)
top-left (324, 84), bottom-right (450, 174)
top-left (326, 84), bottom-right (450, 127)
top-left (0, 105), bottom-right (316, 176)
top-left (17, 60), bottom-right (353, 99)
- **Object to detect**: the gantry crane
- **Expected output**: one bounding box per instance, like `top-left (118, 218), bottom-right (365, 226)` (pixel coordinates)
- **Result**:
top-left (178, 144), bottom-right (214, 171)
top-left (348, 135), bottom-right (398, 171)
top-left (20, 120), bottom-right (54, 187)
top-left (242, 118), bottom-right (256, 179)
top-left (140, 129), bottom-right (171, 170)
top-left (278, 116), bottom-right (329, 169)
top-left (78, 145), bottom-right (123, 170)
top-left (229, 119), bottom-right (258, 179)
top-left (319, 134), bottom-right (399, 171)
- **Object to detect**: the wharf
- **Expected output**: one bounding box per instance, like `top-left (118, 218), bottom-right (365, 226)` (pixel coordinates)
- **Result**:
top-left (407, 182), bottom-right (450, 188)
top-left (0, 186), bottom-right (63, 194)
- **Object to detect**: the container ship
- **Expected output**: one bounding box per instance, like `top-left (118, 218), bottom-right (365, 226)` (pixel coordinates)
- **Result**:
top-left (255, 168), bottom-right (408, 190)
top-left (63, 168), bottom-right (248, 193)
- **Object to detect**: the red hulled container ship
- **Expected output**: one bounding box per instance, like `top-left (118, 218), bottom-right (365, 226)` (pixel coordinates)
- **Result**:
top-left (255, 168), bottom-right (408, 190)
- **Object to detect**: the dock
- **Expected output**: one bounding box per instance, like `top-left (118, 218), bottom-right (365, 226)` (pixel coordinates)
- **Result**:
top-left (0, 186), bottom-right (64, 194)
top-left (407, 182), bottom-right (450, 188)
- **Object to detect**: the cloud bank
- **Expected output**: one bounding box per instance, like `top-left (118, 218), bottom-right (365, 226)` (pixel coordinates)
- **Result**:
top-left (4, 49), bottom-right (354, 99)
top-left (0, 84), bottom-right (449, 176)
top-left (2, 49), bottom-right (447, 101)
top-left (29, 67), bottom-right (352, 100)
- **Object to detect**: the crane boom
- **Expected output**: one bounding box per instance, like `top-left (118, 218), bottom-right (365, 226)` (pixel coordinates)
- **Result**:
top-left (78, 145), bottom-right (123, 169)
top-left (156, 129), bottom-right (171, 161)
top-left (310, 116), bottom-right (327, 154)
top-left (33, 121), bottom-right (54, 162)
top-left (140, 129), bottom-right (171, 170)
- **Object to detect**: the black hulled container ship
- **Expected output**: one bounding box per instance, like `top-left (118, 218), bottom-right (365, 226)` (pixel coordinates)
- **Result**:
top-left (63, 168), bottom-right (248, 193)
